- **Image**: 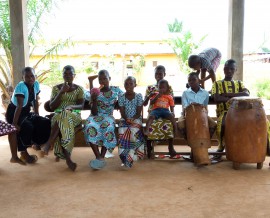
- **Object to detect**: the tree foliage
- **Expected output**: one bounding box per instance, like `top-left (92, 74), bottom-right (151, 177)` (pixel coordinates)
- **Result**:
top-left (166, 19), bottom-right (207, 74)
top-left (0, 0), bottom-right (71, 108)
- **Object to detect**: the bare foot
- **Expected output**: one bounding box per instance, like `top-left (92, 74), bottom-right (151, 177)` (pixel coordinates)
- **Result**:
top-left (55, 156), bottom-right (60, 162)
top-left (41, 143), bottom-right (51, 156)
top-left (66, 160), bottom-right (77, 171)
top-left (32, 144), bottom-right (41, 151)
top-left (10, 157), bottom-right (26, 165)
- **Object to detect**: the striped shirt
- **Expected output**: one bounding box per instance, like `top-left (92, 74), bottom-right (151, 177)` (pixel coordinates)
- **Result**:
top-left (199, 48), bottom-right (222, 72)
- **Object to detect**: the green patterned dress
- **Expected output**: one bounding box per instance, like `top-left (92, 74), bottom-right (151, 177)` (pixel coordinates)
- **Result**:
top-left (50, 85), bottom-right (84, 159)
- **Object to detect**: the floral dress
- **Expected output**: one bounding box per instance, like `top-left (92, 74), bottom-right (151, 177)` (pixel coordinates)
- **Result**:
top-left (118, 92), bottom-right (145, 167)
top-left (50, 85), bottom-right (84, 159)
top-left (83, 86), bottom-right (123, 149)
top-left (0, 120), bottom-right (17, 137)
top-left (145, 84), bottom-right (174, 140)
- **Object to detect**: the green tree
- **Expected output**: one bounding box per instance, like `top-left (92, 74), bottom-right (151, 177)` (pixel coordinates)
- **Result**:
top-left (166, 19), bottom-right (207, 74)
top-left (0, 0), bottom-right (71, 108)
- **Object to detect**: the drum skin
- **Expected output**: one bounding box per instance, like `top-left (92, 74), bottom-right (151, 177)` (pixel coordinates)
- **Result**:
top-left (185, 104), bottom-right (211, 165)
top-left (225, 97), bottom-right (267, 163)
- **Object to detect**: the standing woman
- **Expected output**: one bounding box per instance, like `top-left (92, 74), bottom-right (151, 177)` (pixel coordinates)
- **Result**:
top-left (83, 70), bottom-right (123, 170)
top-left (42, 65), bottom-right (84, 171)
top-left (5, 67), bottom-right (51, 164)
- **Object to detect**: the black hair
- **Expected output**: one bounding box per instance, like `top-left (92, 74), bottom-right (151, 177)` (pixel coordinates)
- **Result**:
top-left (98, 69), bottom-right (110, 77)
top-left (224, 59), bottom-right (236, 66)
top-left (155, 65), bottom-right (166, 73)
top-left (63, 65), bottom-right (75, 74)
top-left (125, 76), bottom-right (136, 84)
top-left (158, 79), bottom-right (169, 87)
top-left (188, 72), bottom-right (199, 79)
top-left (22, 67), bottom-right (34, 75)
top-left (188, 55), bottom-right (200, 68)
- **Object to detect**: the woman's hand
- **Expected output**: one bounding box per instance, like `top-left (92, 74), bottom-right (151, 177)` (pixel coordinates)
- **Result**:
top-left (65, 105), bottom-right (73, 111)
top-left (91, 92), bottom-right (98, 101)
top-left (60, 82), bottom-right (70, 93)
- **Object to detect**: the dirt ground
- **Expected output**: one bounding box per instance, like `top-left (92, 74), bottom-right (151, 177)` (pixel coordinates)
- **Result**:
top-left (1, 135), bottom-right (270, 218)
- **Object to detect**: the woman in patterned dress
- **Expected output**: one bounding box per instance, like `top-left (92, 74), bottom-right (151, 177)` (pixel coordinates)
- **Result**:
top-left (42, 65), bottom-right (85, 171)
top-left (118, 76), bottom-right (145, 168)
top-left (83, 70), bottom-right (123, 170)
top-left (0, 120), bottom-right (25, 165)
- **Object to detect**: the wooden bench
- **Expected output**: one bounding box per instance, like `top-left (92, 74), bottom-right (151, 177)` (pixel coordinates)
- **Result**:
top-left (44, 96), bottom-right (223, 157)
top-left (44, 97), bottom-right (270, 159)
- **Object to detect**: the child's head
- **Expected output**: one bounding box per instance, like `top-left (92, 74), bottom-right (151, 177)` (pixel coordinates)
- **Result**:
top-left (187, 72), bottom-right (200, 89)
top-left (62, 65), bottom-right (75, 83)
top-left (188, 55), bottom-right (201, 71)
top-left (98, 69), bottom-right (110, 87)
top-left (124, 76), bottom-right (136, 92)
top-left (224, 59), bottom-right (237, 80)
top-left (154, 65), bottom-right (166, 82)
top-left (158, 79), bottom-right (170, 94)
top-left (22, 67), bottom-right (36, 86)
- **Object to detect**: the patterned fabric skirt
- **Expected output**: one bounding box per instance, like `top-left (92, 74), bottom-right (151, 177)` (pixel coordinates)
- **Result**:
top-left (0, 120), bottom-right (17, 137)
top-left (83, 114), bottom-right (117, 149)
top-left (212, 50), bottom-right (222, 72)
top-left (146, 118), bottom-right (173, 140)
top-left (52, 111), bottom-right (82, 159)
top-left (118, 118), bottom-right (145, 168)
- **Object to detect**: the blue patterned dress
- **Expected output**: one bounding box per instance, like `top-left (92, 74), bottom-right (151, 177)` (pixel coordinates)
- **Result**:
top-left (83, 86), bottom-right (123, 149)
top-left (118, 92), bottom-right (145, 167)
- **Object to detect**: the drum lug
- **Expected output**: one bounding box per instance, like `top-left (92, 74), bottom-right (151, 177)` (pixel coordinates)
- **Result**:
top-left (233, 162), bottom-right (241, 170)
top-left (257, 162), bottom-right (263, 169)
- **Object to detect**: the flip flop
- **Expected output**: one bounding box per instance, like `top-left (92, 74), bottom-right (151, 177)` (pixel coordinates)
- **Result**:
top-left (89, 159), bottom-right (106, 170)
top-left (169, 154), bottom-right (182, 159)
top-left (155, 154), bottom-right (166, 159)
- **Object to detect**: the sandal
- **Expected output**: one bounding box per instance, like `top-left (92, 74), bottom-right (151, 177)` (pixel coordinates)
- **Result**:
top-left (169, 154), bottom-right (182, 159)
top-left (89, 159), bottom-right (106, 170)
top-left (20, 154), bottom-right (38, 164)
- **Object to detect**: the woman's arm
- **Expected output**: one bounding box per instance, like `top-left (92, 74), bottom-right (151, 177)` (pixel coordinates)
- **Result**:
top-left (119, 106), bottom-right (127, 120)
top-left (12, 96), bottom-right (24, 131)
top-left (49, 84), bottom-right (69, 111)
top-left (90, 93), bottom-right (98, 115)
top-left (34, 95), bottom-right (39, 115)
top-left (133, 105), bottom-right (142, 120)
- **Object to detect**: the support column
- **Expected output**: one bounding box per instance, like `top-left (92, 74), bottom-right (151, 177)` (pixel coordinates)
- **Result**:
top-left (227, 0), bottom-right (245, 80)
top-left (9, 0), bottom-right (29, 86)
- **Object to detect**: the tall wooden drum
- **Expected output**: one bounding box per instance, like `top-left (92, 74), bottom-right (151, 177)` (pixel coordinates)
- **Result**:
top-left (185, 104), bottom-right (211, 166)
top-left (225, 97), bottom-right (267, 170)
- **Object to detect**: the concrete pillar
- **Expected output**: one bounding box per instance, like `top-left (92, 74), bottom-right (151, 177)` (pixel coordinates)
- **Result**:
top-left (9, 0), bottom-right (29, 86)
top-left (227, 0), bottom-right (245, 80)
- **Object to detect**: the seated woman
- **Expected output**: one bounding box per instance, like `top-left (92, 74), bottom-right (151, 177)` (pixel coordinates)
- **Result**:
top-left (83, 69), bottom-right (123, 170)
top-left (42, 65), bottom-right (85, 171)
top-left (5, 67), bottom-right (51, 164)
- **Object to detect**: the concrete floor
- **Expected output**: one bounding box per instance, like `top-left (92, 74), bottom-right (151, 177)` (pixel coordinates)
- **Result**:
top-left (1, 135), bottom-right (270, 218)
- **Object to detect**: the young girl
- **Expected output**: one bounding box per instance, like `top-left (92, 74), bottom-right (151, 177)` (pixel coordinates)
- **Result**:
top-left (5, 67), bottom-right (51, 164)
top-left (118, 76), bottom-right (145, 168)
top-left (83, 70), bottom-right (123, 170)
top-left (144, 79), bottom-right (177, 137)
top-left (143, 65), bottom-right (178, 159)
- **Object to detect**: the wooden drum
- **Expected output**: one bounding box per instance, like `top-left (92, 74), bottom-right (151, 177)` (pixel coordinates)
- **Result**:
top-left (185, 104), bottom-right (211, 166)
top-left (225, 97), bottom-right (267, 169)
